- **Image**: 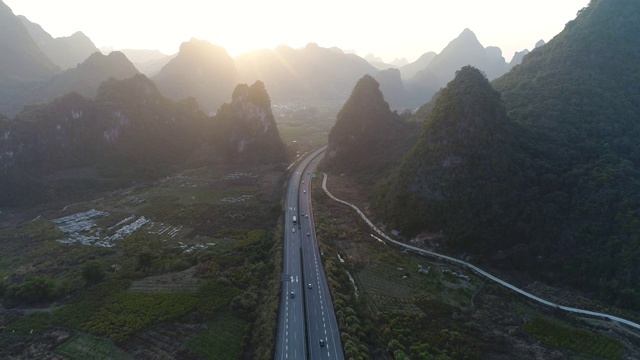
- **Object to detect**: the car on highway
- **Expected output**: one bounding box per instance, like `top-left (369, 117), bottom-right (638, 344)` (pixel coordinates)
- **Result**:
top-left (307, 233), bottom-right (310, 236)
top-left (308, 283), bottom-right (312, 289)
top-left (292, 228), bottom-right (296, 233)
top-left (303, 190), bottom-right (306, 193)
top-left (319, 339), bottom-right (325, 347)
top-left (290, 291), bottom-right (295, 298)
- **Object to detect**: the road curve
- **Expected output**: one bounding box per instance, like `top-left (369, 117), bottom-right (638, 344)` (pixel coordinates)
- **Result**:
top-left (321, 173), bottom-right (640, 332)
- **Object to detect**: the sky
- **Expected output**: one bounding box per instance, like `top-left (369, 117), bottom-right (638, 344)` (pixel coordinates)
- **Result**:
top-left (4, 0), bottom-right (590, 63)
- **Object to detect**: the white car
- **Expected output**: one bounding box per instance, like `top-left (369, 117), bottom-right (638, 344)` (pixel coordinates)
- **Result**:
top-left (292, 228), bottom-right (296, 233)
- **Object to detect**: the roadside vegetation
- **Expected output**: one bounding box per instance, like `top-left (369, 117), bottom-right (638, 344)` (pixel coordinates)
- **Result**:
top-left (312, 176), bottom-right (633, 360)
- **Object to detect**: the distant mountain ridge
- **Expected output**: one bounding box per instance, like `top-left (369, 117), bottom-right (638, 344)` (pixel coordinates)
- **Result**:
top-left (404, 29), bottom-right (510, 108)
top-left (18, 15), bottom-right (98, 70)
top-left (235, 43), bottom-right (378, 104)
top-left (153, 38), bottom-right (239, 114)
top-left (24, 51), bottom-right (140, 107)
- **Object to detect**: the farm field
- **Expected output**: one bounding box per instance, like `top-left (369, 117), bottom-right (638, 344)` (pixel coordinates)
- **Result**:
top-left (0, 163), bottom-right (286, 359)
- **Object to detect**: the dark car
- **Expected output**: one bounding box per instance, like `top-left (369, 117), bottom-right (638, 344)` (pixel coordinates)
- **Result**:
top-left (319, 338), bottom-right (325, 347)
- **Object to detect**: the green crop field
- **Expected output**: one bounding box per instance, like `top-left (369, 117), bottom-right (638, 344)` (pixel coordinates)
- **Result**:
top-left (188, 312), bottom-right (248, 359)
top-left (55, 333), bottom-right (133, 360)
top-left (524, 316), bottom-right (625, 360)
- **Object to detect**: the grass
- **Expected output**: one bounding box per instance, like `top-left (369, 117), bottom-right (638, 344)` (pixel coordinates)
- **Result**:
top-left (355, 254), bottom-right (479, 314)
top-left (55, 333), bottom-right (133, 360)
top-left (188, 312), bottom-right (248, 359)
top-left (523, 316), bottom-right (625, 360)
top-left (5, 312), bottom-right (53, 335)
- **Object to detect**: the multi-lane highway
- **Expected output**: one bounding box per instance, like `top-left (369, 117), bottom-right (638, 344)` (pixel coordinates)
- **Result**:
top-left (298, 151), bottom-right (344, 360)
top-left (275, 147), bottom-right (344, 360)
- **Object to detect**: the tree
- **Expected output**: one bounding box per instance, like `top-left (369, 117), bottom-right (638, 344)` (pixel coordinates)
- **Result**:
top-left (82, 260), bottom-right (105, 285)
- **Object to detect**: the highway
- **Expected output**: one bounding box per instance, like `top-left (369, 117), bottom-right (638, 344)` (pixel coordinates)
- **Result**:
top-left (276, 146), bottom-right (344, 360)
top-left (298, 151), bottom-right (344, 360)
top-left (275, 156), bottom-right (308, 360)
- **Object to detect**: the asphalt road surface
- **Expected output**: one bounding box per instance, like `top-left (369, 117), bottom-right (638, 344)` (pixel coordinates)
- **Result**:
top-left (275, 147), bottom-right (344, 360)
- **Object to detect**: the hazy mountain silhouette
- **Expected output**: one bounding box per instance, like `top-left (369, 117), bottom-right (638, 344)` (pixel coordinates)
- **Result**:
top-left (418, 29), bottom-right (508, 85)
top-left (0, 1), bottom-right (58, 83)
top-left (364, 53), bottom-right (395, 70)
top-left (235, 43), bottom-right (377, 104)
top-left (399, 51), bottom-right (437, 80)
top-left (153, 38), bottom-right (238, 114)
top-left (24, 51), bottom-right (139, 108)
top-left (508, 49), bottom-right (529, 69)
top-left (402, 29), bottom-right (510, 108)
top-left (374, 68), bottom-right (414, 110)
top-left (18, 15), bottom-right (97, 70)
top-left (213, 81), bottom-right (288, 164)
top-left (323, 75), bottom-right (413, 174)
top-left (391, 58), bottom-right (409, 67)
top-left (119, 49), bottom-right (174, 76)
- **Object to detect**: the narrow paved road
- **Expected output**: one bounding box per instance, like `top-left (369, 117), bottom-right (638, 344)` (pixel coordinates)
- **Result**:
top-left (321, 172), bottom-right (640, 332)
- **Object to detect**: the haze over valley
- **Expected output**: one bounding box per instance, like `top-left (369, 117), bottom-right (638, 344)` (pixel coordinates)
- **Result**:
top-left (1, 1), bottom-right (640, 359)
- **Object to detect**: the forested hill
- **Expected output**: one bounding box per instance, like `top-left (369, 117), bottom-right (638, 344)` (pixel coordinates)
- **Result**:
top-left (375, 0), bottom-right (640, 310)
top-left (0, 74), bottom-right (208, 207)
top-left (323, 75), bottom-right (416, 176)
top-left (491, 0), bottom-right (640, 308)
top-left (374, 66), bottom-right (532, 253)
top-left (213, 80), bottom-right (288, 165)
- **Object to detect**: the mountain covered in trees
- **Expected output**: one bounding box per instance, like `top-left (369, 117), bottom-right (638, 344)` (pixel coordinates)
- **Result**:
top-left (489, 0), bottom-right (640, 307)
top-left (0, 74), bottom-right (208, 206)
top-left (374, 66), bottom-right (531, 250)
top-left (371, 0), bottom-right (640, 309)
top-left (153, 38), bottom-right (239, 114)
top-left (323, 75), bottom-right (415, 175)
top-left (212, 81), bottom-right (288, 164)
top-left (0, 74), bottom-right (291, 208)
